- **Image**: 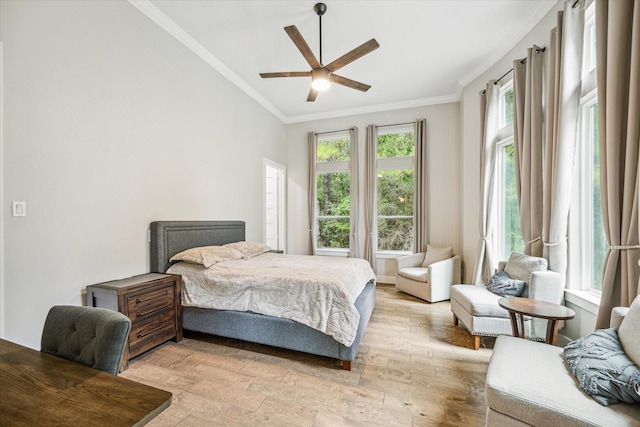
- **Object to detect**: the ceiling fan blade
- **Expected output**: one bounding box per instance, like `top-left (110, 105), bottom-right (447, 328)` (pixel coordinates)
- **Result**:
top-left (260, 71), bottom-right (311, 78)
top-left (325, 39), bottom-right (380, 72)
top-left (306, 87), bottom-right (319, 102)
top-left (330, 74), bottom-right (371, 92)
top-left (284, 25), bottom-right (322, 69)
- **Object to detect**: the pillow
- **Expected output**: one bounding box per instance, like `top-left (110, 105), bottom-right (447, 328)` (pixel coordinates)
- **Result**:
top-left (486, 270), bottom-right (526, 297)
top-left (564, 328), bottom-right (640, 406)
top-left (504, 252), bottom-right (547, 283)
top-left (224, 241), bottom-right (272, 259)
top-left (421, 244), bottom-right (453, 267)
top-left (169, 246), bottom-right (243, 268)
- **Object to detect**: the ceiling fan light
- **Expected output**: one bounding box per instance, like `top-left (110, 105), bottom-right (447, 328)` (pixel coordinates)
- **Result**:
top-left (311, 77), bottom-right (331, 91)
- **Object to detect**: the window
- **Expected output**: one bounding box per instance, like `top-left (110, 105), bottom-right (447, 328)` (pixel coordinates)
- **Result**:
top-left (315, 132), bottom-right (352, 251)
top-left (376, 125), bottom-right (415, 252)
top-left (495, 81), bottom-right (524, 260)
top-left (570, 0), bottom-right (606, 293)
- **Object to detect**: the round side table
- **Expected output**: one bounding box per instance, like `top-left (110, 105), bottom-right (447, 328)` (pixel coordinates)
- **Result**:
top-left (498, 297), bottom-right (575, 345)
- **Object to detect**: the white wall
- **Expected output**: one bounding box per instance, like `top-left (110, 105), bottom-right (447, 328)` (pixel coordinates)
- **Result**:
top-left (0, 0), bottom-right (285, 348)
top-left (285, 103), bottom-right (461, 283)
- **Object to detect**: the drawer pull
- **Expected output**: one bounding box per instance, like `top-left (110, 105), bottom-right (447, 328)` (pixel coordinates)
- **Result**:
top-left (136, 302), bottom-right (169, 318)
top-left (137, 321), bottom-right (170, 338)
top-left (135, 290), bottom-right (169, 304)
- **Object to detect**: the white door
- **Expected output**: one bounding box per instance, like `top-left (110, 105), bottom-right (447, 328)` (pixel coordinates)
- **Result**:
top-left (264, 159), bottom-right (286, 251)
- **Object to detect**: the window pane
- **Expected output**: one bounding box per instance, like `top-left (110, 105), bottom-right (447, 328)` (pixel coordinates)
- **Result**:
top-left (378, 218), bottom-right (414, 251)
top-left (317, 137), bottom-right (350, 162)
top-left (317, 218), bottom-right (350, 249)
top-left (377, 169), bottom-right (414, 216)
top-left (501, 89), bottom-right (514, 127)
top-left (377, 132), bottom-right (414, 158)
top-left (502, 144), bottom-right (524, 257)
top-left (591, 103), bottom-right (606, 290)
top-left (316, 172), bottom-right (350, 216)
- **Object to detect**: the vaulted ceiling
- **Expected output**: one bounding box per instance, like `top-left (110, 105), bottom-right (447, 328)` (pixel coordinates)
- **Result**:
top-left (132, 0), bottom-right (557, 123)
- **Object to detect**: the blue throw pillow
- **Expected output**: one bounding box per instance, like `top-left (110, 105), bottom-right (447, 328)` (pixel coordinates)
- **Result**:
top-left (564, 328), bottom-right (640, 406)
top-left (486, 270), bottom-right (525, 297)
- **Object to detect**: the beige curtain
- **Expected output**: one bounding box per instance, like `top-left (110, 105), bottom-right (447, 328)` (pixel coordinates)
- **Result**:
top-left (364, 125), bottom-right (378, 272)
top-left (542, 1), bottom-right (585, 274)
top-left (594, 0), bottom-right (640, 327)
top-left (414, 119), bottom-right (429, 253)
top-left (472, 82), bottom-right (500, 285)
top-left (307, 132), bottom-right (317, 255)
top-left (348, 128), bottom-right (359, 258)
top-left (513, 46), bottom-right (545, 257)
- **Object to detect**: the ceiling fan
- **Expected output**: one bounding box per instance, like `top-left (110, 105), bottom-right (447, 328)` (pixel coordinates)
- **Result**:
top-left (259, 2), bottom-right (380, 102)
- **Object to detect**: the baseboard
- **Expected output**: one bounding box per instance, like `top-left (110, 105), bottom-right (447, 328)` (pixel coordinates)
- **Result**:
top-left (377, 275), bottom-right (395, 285)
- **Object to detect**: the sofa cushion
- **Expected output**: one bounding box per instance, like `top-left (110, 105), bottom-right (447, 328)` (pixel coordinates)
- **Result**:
top-left (618, 295), bottom-right (640, 367)
top-left (564, 328), bottom-right (640, 406)
top-left (450, 285), bottom-right (510, 318)
top-left (421, 244), bottom-right (453, 267)
top-left (398, 267), bottom-right (428, 283)
top-left (504, 252), bottom-right (548, 283)
top-left (486, 270), bottom-right (526, 297)
top-left (486, 336), bottom-right (640, 426)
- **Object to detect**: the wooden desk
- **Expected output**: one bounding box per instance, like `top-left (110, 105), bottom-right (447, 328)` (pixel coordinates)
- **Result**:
top-left (498, 297), bottom-right (576, 345)
top-left (0, 339), bottom-right (171, 426)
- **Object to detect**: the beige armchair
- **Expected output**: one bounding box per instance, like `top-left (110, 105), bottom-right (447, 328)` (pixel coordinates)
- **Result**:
top-left (451, 252), bottom-right (565, 350)
top-left (396, 245), bottom-right (461, 303)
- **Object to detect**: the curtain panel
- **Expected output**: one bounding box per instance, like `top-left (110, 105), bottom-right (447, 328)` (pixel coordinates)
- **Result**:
top-left (594, 0), bottom-right (640, 327)
top-left (513, 46), bottom-right (545, 257)
top-left (364, 125), bottom-right (378, 272)
top-left (307, 132), bottom-right (318, 255)
top-left (542, 0), bottom-right (585, 275)
top-left (348, 128), bottom-right (360, 259)
top-left (472, 83), bottom-right (500, 285)
top-left (414, 119), bottom-right (429, 253)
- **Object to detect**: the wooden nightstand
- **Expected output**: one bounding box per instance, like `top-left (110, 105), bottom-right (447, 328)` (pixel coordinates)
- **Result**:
top-left (86, 273), bottom-right (182, 370)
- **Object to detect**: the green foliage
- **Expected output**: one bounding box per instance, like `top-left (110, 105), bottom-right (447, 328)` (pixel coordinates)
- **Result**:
top-left (317, 137), bottom-right (349, 162)
top-left (377, 132), bottom-right (414, 158)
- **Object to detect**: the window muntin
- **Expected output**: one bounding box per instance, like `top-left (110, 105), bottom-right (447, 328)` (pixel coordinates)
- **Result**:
top-left (376, 127), bottom-right (415, 252)
top-left (315, 133), bottom-right (351, 250)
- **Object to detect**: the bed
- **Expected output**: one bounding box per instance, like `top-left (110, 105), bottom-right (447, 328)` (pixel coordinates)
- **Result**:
top-left (149, 220), bottom-right (376, 370)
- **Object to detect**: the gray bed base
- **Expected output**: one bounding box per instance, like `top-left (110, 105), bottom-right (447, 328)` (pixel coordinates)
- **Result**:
top-left (149, 221), bottom-right (376, 370)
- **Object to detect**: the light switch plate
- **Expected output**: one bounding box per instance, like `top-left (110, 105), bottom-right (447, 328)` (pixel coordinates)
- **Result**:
top-left (12, 201), bottom-right (26, 217)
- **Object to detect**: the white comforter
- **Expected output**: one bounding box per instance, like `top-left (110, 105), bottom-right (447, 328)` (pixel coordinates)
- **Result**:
top-left (167, 253), bottom-right (376, 346)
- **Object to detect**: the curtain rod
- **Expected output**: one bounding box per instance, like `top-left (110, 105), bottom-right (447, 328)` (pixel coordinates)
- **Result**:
top-left (376, 121), bottom-right (415, 129)
top-left (314, 127), bottom-right (355, 136)
top-left (492, 46), bottom-right (546, 86)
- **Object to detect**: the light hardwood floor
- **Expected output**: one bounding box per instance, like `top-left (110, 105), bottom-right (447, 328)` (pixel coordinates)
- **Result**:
top-left (121, 283), bottom-right (496, 426)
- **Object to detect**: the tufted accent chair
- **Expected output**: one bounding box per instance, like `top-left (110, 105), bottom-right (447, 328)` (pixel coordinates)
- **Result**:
top-left (41, 305), bottom-right (131, 375)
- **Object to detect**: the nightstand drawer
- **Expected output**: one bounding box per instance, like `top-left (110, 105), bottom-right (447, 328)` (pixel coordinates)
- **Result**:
top-left (129, 312), bottom-right (176, 357)
top-left (127, 285), bottom-right (174, 322)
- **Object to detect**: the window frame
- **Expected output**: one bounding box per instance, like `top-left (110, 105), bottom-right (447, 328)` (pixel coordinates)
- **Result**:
top-left (314, 131), bottom-right (353, 256)
top-left (375, 123), bottom-right (416, 256)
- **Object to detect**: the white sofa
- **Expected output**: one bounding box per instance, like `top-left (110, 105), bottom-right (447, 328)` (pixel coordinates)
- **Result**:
top-left (485, 295), bottom-right (640, 426)
top-left (395, 247), bottom-right (461, 303)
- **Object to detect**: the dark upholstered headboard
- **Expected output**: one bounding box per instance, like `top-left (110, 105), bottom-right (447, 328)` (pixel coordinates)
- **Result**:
top-left (150, 221), bottom-right (245, 273)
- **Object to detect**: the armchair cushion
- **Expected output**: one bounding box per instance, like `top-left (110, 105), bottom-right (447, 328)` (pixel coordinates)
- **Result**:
top-left (397, 267), bottom-right (428, 282)
top-left (421, 244), bottom-right (453, 267)
top-left (504, 252), bottom-right (548, 283)
top-left (564, 327), bottom-right (640, 406)
top-left (486, 270), bottom-right (526, 297)
top-left (618, 295), bottom-right (640, 367)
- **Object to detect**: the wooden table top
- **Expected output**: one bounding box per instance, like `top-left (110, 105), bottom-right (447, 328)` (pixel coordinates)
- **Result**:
top-left (0, 338), bottom-right (171, 426)
top-left (498, 297), bottom-right (576, 320)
